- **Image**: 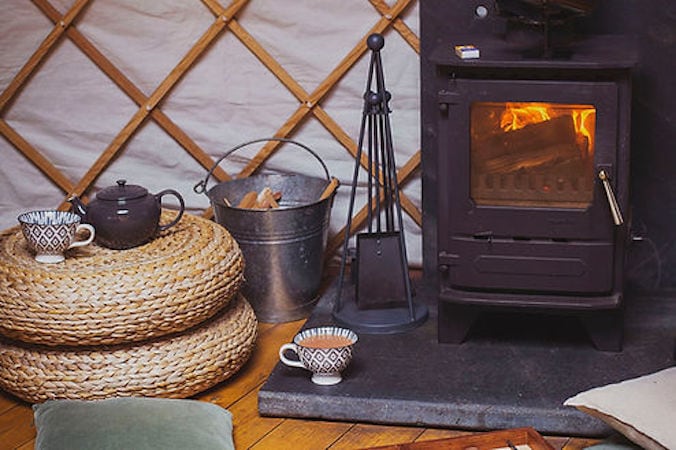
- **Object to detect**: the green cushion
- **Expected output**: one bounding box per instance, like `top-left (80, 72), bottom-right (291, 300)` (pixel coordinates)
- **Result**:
top-left (33, 397), bottom-right (234, 450)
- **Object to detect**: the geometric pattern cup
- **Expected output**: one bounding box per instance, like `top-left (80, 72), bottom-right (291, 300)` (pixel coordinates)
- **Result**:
top-left (18, 210), bottom-right (95, 263)
top-left (279, 326), bottom-right (358, 385)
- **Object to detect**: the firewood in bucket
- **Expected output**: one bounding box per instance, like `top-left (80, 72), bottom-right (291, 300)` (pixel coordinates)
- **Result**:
top-left (237, 191), bottom-right (258, 208)
top-left (256, 187), bottom-right (280, 209)
top-left (236, 188), bottom-right (282, 209)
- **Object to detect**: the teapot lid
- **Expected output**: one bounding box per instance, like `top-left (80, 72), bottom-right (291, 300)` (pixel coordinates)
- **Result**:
top-left (97, 179), bottom-right (148, 201)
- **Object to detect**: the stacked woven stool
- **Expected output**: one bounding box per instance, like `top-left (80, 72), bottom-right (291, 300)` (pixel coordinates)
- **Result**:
top-left (0, 212), bottom-right (257, 403)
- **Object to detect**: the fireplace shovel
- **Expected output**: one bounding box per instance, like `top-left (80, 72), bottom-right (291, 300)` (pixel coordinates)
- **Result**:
top-left (356, 230), bottom-right (409, 309)
top-left (355, 90), bottom-right (409, 310)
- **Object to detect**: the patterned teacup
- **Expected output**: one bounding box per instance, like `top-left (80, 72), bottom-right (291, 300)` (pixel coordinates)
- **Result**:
top-left (18, 210), bottom-right (95, 263)
top-left (279, 326), bottom-right (358, 385)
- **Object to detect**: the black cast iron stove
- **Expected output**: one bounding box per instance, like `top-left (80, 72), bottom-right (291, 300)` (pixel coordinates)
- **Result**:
top-left (421, 1), bottom-right (637, 351)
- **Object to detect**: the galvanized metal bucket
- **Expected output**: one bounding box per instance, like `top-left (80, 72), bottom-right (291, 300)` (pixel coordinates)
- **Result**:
top-left (194, 138), bottom-right (337, 323)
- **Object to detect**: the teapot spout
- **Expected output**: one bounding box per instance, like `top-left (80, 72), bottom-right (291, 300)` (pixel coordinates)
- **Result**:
top-left (68, 195), bottom-right (87, 218)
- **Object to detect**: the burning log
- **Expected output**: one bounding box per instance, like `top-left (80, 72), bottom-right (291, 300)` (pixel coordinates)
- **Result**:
top-left (473, 115), bottom-right (581, 173)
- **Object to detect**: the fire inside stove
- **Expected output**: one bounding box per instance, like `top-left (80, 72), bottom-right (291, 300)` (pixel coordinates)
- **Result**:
top-left (471, 102), bottom-right (596, 209)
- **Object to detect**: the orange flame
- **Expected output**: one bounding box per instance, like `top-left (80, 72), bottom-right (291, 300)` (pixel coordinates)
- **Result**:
top-left (500, 102), bottom-right (596, 157)
top-left (572, 109), bottom-right (595, 156)
top-left (500, 103), bottom-right (551, 131)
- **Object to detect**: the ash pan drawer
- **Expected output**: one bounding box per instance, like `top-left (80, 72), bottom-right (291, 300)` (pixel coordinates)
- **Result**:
top-left (440, 237), bottom-right (615, 293)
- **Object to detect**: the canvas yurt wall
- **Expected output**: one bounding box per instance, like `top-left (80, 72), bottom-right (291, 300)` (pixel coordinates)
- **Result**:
top-left (0, 0), bottom-right (422, 265)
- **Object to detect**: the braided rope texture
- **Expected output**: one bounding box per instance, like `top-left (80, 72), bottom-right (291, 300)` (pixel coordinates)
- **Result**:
top-left (0, 211), bottom-right (245, 346)
top-left (0, 294), bottom-right (257, 403)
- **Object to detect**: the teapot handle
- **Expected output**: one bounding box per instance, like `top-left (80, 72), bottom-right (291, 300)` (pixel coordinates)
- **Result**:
top-left (155, 189), bottom-right (185, 231)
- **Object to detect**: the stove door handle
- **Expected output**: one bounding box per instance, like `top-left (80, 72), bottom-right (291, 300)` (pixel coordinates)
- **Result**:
top-left (598, 169), bottom-right (624, 226)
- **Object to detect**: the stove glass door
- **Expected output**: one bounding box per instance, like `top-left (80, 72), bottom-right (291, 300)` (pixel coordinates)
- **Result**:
top-left (439, 79), bottom-right (620, 241)
top-left (470, 102), bottom-right (596, 209)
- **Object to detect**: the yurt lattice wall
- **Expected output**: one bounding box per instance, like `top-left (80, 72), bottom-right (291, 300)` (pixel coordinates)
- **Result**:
top-left (0, 0), bottom-right (421, 264)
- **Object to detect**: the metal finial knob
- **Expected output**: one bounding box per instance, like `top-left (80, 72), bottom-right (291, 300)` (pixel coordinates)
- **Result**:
top-left (367, 33), bottom-right (384, 50)
top-left (366, 91), bottom-right (382, 105)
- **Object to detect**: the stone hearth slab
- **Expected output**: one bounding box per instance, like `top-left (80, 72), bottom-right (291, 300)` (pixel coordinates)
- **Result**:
top-left (259, 281), bottom-right (675, 436)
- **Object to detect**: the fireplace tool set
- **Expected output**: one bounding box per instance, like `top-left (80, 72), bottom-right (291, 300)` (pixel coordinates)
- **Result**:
top-left (332, 34), bottom-right (427, 334)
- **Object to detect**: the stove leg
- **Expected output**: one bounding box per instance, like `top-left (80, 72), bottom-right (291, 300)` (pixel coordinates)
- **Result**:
top-left (438, 302), bottom-right (479, 344)
top-left (581, 309), bottom-right (624, 352)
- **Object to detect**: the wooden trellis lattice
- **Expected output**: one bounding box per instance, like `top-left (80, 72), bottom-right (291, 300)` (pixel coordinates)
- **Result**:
top-left (0, 0), bottom-right (421, 261)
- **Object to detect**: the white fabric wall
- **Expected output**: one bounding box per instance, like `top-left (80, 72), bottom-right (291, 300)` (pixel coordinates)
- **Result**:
top-left (0, 0), bottom-right (422, 264)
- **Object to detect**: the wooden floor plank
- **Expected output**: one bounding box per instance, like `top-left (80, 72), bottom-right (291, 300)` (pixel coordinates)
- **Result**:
top-left (0, 404), bottom-right (34, 447)
top-left (414, 427), bottom-right (473, 441)
top-left (16, 438), bottom-right (35, 450)
top-left (228, 389), bottom-right (285, 449)
top-left (251, 418), bottom-right (354, 450)
top-left (330, 423), bottom-right (426, 449)
top-left (0, 425), bottom-right (35, 450)
top-left (0, 393), bottom-right (24, 415)
top-left (256, 322), bottom-right (277, 333)
top-left (197, 320), bottom-right (304, 407)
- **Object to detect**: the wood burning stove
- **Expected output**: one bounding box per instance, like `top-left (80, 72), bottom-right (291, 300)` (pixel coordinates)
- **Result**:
top-left (421, 2), bottom-right (637, 351)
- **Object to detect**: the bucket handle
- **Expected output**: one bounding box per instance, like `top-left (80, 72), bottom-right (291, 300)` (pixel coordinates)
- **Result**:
top-left (193, 137), bottom-right (331, 195)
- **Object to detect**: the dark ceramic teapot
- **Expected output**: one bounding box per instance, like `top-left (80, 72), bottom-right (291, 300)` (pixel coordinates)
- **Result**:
top-left (69, 180), bottom-right (185, 250)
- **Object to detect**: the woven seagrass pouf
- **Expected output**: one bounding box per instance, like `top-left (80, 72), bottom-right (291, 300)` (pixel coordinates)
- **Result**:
top-left (0, 212), bottom-right (244, 347)
top-left (0, 294), bottom-right (257, 403)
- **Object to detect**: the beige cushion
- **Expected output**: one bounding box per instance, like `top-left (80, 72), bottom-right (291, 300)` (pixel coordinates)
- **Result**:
top-left (564, 367), bottom-right (676, 450)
